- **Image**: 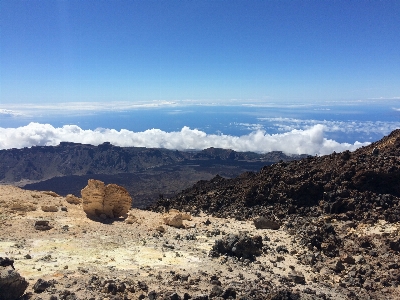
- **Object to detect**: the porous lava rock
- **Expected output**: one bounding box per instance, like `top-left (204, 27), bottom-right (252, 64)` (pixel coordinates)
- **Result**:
top-left (0, 262), bottom-right (29, 300)
top-left (33, 278), bottom-right (53, 293)
top-left (209, 233), bottom-right (263, 260)
top-left (81, 179), bottom-right (132, 219)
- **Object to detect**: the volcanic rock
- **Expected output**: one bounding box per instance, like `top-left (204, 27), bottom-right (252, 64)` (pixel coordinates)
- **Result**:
top-left (0, 258), bottom-right (14, 270)
top-left (209, 233), bottom-right (263, 260)
top-left (152, 129), bottom-right (400, 223)
top-left (253, 216), bottom-right (280, 230)
top-left (0, 264), bottom-right (29, 300)
top-left (340, 253), bottom-right (356, 264)
top-left (34, 220), bottom-right (53, 231)
top-left (81, 179), bottom-right (132, 219)
top-left (287, 270), bottom-right (306, 284)
top-left (33, 278), bottom-right (53, 293)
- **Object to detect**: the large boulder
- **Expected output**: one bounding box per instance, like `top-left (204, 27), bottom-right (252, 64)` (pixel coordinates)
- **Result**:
top-left (209, 233), bottom-right (263, 260)
top-left (0, 260), bottom-right (29, 300)
top-left (81, 179), bottom-right (132, 219)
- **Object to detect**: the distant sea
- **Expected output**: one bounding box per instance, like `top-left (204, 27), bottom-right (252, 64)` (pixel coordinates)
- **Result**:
top-left (1, 100), bottom-right (400, 154)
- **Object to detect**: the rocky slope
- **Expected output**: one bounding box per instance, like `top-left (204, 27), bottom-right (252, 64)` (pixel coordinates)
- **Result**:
top-left (2, 131), bottom-right (400, 299)
top-left (151, 129), bottom-right (400, 299)
top-left (152, 130), bottom-right (400, 222)
top-left (0, 185), bottom-right (349, 300)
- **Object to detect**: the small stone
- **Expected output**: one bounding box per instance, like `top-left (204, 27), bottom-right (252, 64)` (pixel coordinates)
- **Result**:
top-left (125, 215), bottom-right (137, 224)
top-left (287, 270), bottom-right (306, 284)
top-left (163, 213), bottom-right (184, 228)
top-left (34, 220), bottom-right (53, 231)
top-left (41, 205), bottom-right (58, 212)
top-left (33, 278), bottom-right (52, 293)
top-left (222, 287), bottom-right (236, 299)
top-left (148, 290), bottom-right (158, 300)
top-left (156, 225), bottom-right (166, 233)
top-left (209, 285), bottom-right (223, 297)
top-left (331, 260), bottom-right (345, 272)
top-left (340, 253), bottom-right (356, 264)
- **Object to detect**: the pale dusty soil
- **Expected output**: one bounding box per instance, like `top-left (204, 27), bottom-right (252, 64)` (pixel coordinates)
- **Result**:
top-left (0, 185), bottom-right (399, 299)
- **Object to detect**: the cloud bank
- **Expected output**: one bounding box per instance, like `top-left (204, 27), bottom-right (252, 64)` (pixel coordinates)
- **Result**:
top-left (255, 118), bottom-right (400, 135)
top-left (0, 122), bottom-right (369, 155)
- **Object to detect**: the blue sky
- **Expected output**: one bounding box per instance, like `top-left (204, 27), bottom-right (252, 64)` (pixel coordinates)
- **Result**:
top-left (1, 0), bottom-right (400, 105)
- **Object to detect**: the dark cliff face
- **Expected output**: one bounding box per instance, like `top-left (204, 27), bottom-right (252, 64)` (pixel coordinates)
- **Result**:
top-left (152, 129), bottom-right (400, 223)
top-left (0, 142), bottom-right (305, 184)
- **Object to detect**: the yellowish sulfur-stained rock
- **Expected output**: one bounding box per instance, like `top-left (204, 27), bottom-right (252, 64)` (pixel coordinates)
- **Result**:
top-left (81, 179), bottom-right (132, 219)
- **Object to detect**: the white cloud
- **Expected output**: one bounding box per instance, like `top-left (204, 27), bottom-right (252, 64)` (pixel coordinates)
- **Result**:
top-left (0, 100), bottom-right (183, 117)
top-left (257, 117), bottom-right (400, 135)
top-left (0, 122), bottom-right (370, 155)
top-left (0, 109), bottom-right (26, 117)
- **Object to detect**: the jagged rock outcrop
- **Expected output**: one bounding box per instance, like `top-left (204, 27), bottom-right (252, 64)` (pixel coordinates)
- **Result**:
top-left (0, 260), bottom-right (29, 300)
top-left (81, 179), bottom-right (132, 219)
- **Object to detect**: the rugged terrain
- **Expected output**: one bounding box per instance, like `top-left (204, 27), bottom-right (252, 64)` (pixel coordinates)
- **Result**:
top-left (150, 129), bottom-right (400, 299)
top-left (0, 143), bottom-right (305, 208)
top-left (0, 185), bottom-right (348, 300)
top-left (1, 130), bottom-right (400, 299)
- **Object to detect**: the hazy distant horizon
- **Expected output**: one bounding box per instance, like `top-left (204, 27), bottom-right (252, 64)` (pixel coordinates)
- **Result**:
top-left (1, 100), bottom-right (399, 155)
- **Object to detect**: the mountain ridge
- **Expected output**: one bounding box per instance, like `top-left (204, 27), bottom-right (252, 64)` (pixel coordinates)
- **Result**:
top-left (0, 142), bottom-right (306, 184)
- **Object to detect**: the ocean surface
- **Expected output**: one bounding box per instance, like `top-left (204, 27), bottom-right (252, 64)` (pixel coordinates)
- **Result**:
top-left (1, 100), bottom-right (400, 154)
